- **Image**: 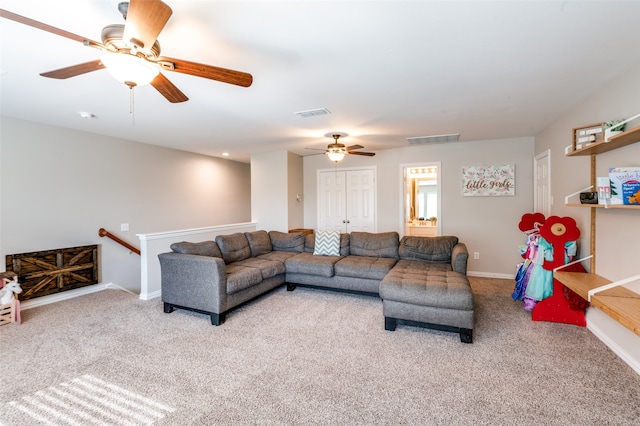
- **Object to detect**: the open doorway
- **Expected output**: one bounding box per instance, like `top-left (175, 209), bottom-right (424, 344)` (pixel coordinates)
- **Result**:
top-left (402, 163), bottom-right (441, 237)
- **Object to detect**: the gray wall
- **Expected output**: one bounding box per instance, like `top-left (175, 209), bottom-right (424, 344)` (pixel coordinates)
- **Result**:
top-left (303, 137), bottom-right (535, 277)
top-left (0, 117), bottom-right (251, 292)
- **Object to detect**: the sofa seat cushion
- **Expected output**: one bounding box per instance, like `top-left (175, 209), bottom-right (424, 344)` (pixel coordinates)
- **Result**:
top-left (334, 256), bottom-right (397, 280)
top-left (380, 269), bottom-right (473, 311)
top-left (349, 232), bottom-right (399, 259)
top-left (285, 252), bottom-right (342, 277)
top-left (233, 257), bottom-right (285, 279)
top-left (398, 236), bottom-right (458, 263)
top-left (257, 251), bottom-right (300, 263)
top-left (216, 233), bottom-right (251, 264)
top-left (225, 264), bottom-right (263, 294)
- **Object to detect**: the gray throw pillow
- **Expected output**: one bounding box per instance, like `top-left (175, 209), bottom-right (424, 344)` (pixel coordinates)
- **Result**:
top-left (268, 231), bottom-right (305, 253)
top-left (170, 241), bottom-right (222, 258)
top-left (245, 230), bottom-right (273, 257)
top-left (215, 233), bottom-right (251, 264)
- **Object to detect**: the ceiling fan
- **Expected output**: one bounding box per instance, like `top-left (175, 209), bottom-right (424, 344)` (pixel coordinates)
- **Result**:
top-left (321, 133), bottom-right (376, 162)
top-left (0, 0), bottom-right (253, 103)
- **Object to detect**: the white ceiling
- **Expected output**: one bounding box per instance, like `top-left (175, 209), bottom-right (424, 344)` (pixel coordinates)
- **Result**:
top-left (2, 1), bottom-right (640, 163)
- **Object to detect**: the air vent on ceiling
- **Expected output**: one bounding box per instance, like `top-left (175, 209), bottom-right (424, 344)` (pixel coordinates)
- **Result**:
top-left (407, 133), bottom-right (460, 145)
top-left (294, 108), bottom-right (331, 118)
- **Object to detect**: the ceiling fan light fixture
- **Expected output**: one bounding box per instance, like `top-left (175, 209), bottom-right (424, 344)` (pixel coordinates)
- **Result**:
top-left (101, 52), bottom-right (159, 87)
top-left (327, 148), bottom-right (346, 162)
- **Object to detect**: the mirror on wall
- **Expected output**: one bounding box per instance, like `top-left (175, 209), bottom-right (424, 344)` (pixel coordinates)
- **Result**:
top-left (404, 164), bottom-right (440, 237)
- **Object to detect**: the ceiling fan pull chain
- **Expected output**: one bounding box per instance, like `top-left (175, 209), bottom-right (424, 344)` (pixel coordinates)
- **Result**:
top-left (129, 85), bottom-right (135, 126)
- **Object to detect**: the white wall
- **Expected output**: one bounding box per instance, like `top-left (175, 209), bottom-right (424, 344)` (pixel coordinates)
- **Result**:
top-left (251, 150), bottom-right (304, 232)
top-left (287, 152), bottom-right (304, 230)
top-left (534, 62), bottom-right (640, 373)
top-left (251, 151), bottom-right (288, 231)
top-left (0, 117), bottom-right (251, 292)
top-left (303, 137), bottom-right (535, 278)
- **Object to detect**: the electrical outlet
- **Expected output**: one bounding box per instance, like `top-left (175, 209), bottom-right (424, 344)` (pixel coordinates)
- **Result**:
top-left (120, 223), bottom-right (129, 232)
top-left (474, 252), bottom-right (480, 260)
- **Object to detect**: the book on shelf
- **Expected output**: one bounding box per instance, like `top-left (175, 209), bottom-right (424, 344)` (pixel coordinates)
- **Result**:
top-left (609, 167), bottom-right (640, 205)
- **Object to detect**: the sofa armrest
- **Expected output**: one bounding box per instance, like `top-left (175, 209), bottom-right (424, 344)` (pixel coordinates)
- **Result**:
top-left (451, 243), bottom-right (469, 275)
top-left (158, 252), bottom-right (228, 314)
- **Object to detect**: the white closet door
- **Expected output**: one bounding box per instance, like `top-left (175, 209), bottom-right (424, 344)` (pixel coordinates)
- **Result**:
top-left (346, 169), bottom-right (375, 232)
top-left (318, 171), bottom-right (347, 232)
top-left (318, 168), bottom-right (376, 232)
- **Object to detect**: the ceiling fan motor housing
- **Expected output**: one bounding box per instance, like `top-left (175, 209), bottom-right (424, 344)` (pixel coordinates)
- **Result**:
top-left (101, 24), bottom-right (161, 59)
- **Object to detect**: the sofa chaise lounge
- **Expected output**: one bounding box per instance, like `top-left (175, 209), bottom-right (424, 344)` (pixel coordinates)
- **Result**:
top-left (158, 230), bottom-right (474, 342)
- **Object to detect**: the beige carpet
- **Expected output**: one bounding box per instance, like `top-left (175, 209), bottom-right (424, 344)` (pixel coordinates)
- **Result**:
top-left (1, 277), bottom-right (638, 425)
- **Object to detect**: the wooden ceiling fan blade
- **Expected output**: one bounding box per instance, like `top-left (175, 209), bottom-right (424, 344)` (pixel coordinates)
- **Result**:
top-left (123, 0), bottom-right (172, 53)
top-left (40, 60), bottom-right (105, 79)
top-left (150, 73), bottom-right (188, 103)
top-left (348, 151), bottom-right (376, 157)
top-left (0, 8), bottom-right (102, 47)
top-left (159, 57), bottom-right (253, 87)
top-left (347, 144), bottom-right (364, 150)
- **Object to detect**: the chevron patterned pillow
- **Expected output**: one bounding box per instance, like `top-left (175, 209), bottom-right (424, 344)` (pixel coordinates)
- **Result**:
top-left (313, 230), bottom-right (341, 256)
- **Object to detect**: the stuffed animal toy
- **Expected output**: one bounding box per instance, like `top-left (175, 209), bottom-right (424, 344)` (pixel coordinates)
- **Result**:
top-left (0, 278), bottom-right (22, 305)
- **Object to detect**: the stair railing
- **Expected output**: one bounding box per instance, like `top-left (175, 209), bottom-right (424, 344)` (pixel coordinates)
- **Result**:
top-left (98, 228), bottom-right (141, 255)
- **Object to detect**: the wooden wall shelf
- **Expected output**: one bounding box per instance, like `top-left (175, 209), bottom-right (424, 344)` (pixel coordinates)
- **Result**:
top-left (561, 121), bottom-right (640, 337)
top-left (565, 203), bottom-right (640, 209)
top-left (567, 125), bottom-right (640, 156)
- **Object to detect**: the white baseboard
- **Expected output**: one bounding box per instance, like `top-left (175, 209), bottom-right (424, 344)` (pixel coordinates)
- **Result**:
top-left (19, 283), bottom-right (138, 311)
top-left (139, 289), bottom-right (161, 301)
top-left (468, 271), bottom-right (514, 280)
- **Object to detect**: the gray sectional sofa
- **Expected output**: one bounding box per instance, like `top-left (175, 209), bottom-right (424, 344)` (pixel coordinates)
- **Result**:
top-left (158, 230), bottom-right (474, 342)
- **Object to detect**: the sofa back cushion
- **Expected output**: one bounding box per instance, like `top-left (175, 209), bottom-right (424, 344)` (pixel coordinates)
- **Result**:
top-left (305, 233), bottom-right (350, 256)
top-left (215, 233), bottom-right (252, 264)
top-left (349, 232), bottom-right (399, 259)
top-left (398, 235), bottom-right (459, 263)
top-left (268, 231), bottom-right (305, 253)
top-left (170, 241), bottom-right (222, 258)
top-left (244, 230), bottom-right (273, 257)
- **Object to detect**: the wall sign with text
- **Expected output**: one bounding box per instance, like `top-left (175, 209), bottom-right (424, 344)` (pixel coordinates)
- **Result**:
top-left (461, 164), bottom-right (515, 196)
